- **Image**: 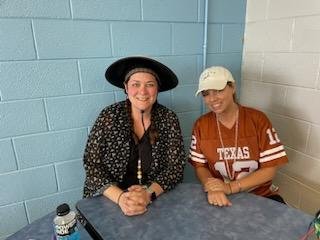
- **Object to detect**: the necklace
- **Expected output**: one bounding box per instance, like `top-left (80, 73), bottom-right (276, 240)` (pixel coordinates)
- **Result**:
top-left (215, 108), bottom-right (239, 180)
top-left (137, 159), bottom-right (142, 184)
top-left (137, 111), bottom-right (146, 185)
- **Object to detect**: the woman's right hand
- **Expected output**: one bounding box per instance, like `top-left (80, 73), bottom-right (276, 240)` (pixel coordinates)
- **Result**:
top-left (207, 190), bottom-right (232, 207)
top-left (204, 178), bottom-right (231, 194)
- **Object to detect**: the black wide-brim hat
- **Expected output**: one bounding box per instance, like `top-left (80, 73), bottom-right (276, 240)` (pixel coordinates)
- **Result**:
top-left (105, 56), bottom-right (178, 92)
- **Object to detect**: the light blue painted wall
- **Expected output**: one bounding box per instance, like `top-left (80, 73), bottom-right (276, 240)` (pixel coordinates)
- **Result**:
top-left (0, 0), bottom-right (246, 238)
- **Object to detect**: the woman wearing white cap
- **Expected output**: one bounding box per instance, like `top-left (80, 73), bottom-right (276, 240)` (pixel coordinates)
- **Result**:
top-left (83, 56), bottom-right (186, 216)
top-left (189, 66), bottom-right (288, 207)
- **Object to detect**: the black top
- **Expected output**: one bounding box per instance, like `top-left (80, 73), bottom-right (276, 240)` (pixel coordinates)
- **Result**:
top-left (118, 129), bottom-right (152, 189)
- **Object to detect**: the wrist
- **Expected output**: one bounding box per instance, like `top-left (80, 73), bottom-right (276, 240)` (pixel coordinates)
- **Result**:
top-left (226, 183), bottom-right (232, 195)
top-left (230, 180), bottom-right (242, 194)
top-left (145, 187), bottom-right (157, 203)
top-left (236, 180), bottom-right (242, 192)
top-left (117, 190), bottom-right (126, 205)
top-left (117, 192), bottom-right (124, 205)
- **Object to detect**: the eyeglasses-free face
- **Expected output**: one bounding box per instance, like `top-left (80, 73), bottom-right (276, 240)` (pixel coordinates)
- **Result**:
top-left (125, 72), bottom-right (158, 114)
top-left (201, 82), bottom-right (235, 115)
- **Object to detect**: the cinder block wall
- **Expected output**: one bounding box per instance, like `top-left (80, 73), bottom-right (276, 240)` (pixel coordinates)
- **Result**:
top-left (242, 0), bottom-right (320, 215)
top-left (0, 0), bottom-right (245, 238)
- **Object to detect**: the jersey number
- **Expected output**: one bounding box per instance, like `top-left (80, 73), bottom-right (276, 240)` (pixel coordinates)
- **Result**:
top-left (266, 128), bottom-right (280, 145)
top-left (214, 160), bottom-right (258, 179)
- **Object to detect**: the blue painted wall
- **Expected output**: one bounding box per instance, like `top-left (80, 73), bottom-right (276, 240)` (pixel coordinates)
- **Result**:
top-left (0, 0), bottom-right (246, 238)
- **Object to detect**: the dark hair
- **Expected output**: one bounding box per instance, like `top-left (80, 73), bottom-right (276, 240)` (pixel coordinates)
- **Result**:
top-left (124, 68), bottom-right (160, 86)
top-left (228, 82), bottom-right (238, 103)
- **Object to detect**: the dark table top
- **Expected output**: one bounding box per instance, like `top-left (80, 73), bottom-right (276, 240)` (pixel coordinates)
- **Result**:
top-left (6, 211), bottom-right (92, 240)
top-left (76, 183), bottom-right (313, 240)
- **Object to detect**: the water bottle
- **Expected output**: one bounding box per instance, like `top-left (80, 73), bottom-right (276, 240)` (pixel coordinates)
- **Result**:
top-left (53, 203), bottom-right (80, 240)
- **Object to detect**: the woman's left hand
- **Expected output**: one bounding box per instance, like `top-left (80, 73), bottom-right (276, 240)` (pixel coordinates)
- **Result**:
top-left (207, 190), bottom-right (232, 207)
top-left (204, 178), bottom-right (231, 195)
top-left (118, 191), bottom-right (147, 216)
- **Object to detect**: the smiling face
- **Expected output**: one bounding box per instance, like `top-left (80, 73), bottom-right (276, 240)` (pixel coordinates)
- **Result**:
top-left (202, 82), bottom-right (236, 115)
top-left (124, 72), bottom-right (159, 114)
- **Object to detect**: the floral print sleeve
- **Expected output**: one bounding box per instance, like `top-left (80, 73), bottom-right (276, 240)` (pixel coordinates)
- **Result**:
top-left (83, 108), bottom-right (114, 198)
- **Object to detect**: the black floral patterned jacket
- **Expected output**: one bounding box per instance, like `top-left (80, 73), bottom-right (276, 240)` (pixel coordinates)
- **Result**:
top-left (83, 100), bottom-right (186, 198)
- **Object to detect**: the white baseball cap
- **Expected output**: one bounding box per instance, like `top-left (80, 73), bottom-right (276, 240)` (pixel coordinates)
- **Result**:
top-left (196, 66), bottom-right (235, 96)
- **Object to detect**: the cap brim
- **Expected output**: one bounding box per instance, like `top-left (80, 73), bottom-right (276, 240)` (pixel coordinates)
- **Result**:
top-left (195, 80), bottom-right (228, 96)
top-left (105, 56), bottom-right (178, 92)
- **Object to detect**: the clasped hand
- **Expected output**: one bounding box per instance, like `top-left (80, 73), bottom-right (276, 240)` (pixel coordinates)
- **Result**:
top-left (118, 185), bottom-right (150, 216)
top-left (205, 178), bottom-right (232, 207)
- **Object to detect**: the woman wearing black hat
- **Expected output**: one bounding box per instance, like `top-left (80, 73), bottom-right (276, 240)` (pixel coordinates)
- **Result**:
top-left (83, 56), bottom-right (186, 216)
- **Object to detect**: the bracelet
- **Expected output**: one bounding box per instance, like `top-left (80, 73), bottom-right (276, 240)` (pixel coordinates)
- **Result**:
top-left (236, 181), bottom-right (242, 192)
top-left (117, 191), bottom-right (125, 205)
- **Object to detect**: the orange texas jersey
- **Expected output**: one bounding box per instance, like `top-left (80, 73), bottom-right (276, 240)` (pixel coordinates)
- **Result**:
top-left (189, 105), bottom-right (288, 197)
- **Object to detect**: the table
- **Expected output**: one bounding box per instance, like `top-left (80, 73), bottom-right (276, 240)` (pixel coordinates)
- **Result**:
top-left (6, 211), bottom-right (92, 240)
top-left (76, 183), bottom-right (313, 240)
